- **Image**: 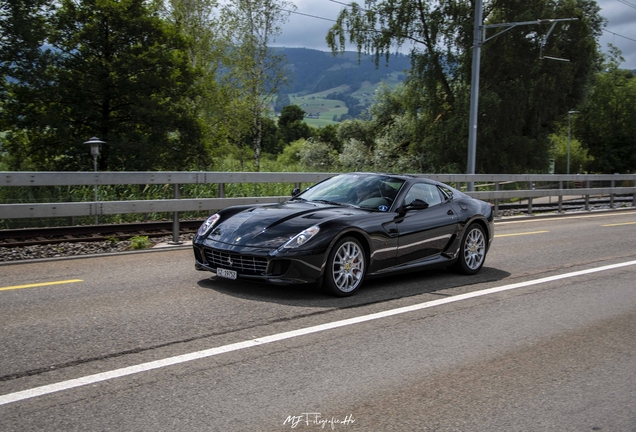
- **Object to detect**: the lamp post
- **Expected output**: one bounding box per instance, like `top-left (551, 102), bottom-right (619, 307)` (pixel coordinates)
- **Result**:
top-left (567, 111), bottom-right (578, 175)
top-left (84, 136), bottom-right (105, 224)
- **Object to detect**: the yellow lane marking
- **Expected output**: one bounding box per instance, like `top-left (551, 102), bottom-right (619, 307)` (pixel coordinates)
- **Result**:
top-left (0, 279), bottom-right (84, 292)
top-left (495, 230), bottom-right (549, 238)
top-left (602, 222), bottom-right (636, 227)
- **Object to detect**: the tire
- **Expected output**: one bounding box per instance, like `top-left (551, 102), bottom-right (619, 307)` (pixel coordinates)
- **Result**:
top-left (450, 223), bottom-right (487, 275)
top-left (323, 237), bottom-right (366, 296)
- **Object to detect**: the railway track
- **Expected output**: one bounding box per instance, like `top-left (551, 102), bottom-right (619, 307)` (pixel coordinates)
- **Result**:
top-left (0, 220), bottom-right (203, 248)
top-left (0, 196), bottom-right (633, 248)
top-left (498, 196), bottom-right (634, 211)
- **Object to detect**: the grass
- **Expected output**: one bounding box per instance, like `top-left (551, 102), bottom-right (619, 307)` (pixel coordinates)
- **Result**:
top-left (289, 94), bottom-right (349, 128)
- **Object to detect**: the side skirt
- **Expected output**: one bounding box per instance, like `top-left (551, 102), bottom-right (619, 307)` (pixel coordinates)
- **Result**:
top-left (366, 253), bottom-right (455, 278)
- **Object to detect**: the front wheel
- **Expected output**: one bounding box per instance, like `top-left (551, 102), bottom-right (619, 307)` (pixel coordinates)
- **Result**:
top-left (450, 224), bottom-right (487, 275)
top-left (323, 237), bottom-right (366, 297)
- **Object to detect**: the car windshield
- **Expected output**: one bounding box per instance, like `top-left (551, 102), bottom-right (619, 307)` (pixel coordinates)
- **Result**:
top-left (297, 174), bottom-right (405, 209)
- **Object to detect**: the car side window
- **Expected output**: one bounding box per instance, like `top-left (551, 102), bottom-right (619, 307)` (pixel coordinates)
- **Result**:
top-left (404, 183), bottom-right (443, 207)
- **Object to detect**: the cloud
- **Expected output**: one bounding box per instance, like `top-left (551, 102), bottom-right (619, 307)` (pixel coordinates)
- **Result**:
top-left (277, 0), bottom-right (636, 69)
top-left (275, 0), bottom-right (342, 51)
top-left (596, 0), bottom-right (636, 68)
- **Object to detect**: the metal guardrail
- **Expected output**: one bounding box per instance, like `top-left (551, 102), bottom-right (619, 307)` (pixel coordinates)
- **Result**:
top-left (0, 172), bottom-right (333, 218)
top-left (1, 172), bottom-right (635, 241)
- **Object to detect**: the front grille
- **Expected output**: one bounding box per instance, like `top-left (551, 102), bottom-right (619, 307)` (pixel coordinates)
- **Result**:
top-left (203, 248), bottom-right (268, 276)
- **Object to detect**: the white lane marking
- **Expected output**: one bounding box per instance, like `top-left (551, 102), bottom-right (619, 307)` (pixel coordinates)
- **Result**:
top-left (2, 259), bottom-right (636, 407)
top-left (495, 230), bottom-right (549, 238)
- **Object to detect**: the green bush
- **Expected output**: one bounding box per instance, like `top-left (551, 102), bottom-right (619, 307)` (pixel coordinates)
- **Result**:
top-left (130, 235), bottom-right (151, 250)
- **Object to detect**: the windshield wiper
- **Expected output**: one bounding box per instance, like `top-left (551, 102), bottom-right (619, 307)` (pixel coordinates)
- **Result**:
top-left (309, 199), bottom-right (350, 207)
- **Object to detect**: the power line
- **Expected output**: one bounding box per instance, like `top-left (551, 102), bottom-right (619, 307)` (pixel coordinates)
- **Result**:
top-left (604, 29), bottom-right (636, 44)
top-left (282, 0), bottom-right (367, 21)
top-left (327, 0), bottom-right (353, 7)
top-left (616, 0), bottom-right (636, 11)
top-left (281, 8), bottom-right (336, 22)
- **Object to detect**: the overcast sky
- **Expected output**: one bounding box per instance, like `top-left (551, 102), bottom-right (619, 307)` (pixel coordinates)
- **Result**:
top-left (275, 0), bottom-right (636, 70)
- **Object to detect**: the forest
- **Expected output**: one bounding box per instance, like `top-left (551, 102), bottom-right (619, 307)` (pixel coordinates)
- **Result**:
top-left (1, 0), bottom-right (635, 176)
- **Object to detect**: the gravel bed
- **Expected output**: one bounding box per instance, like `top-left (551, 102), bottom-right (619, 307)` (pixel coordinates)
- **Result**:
top-left (0, 234), bottom-right (194, 262)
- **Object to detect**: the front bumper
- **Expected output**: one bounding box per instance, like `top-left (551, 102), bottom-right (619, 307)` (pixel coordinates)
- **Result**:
top-left (192, 241), bottom-right (326, 285)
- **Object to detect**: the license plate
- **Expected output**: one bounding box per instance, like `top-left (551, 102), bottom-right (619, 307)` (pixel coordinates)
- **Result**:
top-left (216, 268), bottom-right (237, 280)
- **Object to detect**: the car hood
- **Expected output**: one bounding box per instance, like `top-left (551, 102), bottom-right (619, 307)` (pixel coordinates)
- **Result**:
top-left (204, 202), bottom-right (362, 248)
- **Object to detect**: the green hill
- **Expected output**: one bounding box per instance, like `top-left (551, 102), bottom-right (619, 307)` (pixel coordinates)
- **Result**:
top-left (274, 48), bottom-right (410, 126)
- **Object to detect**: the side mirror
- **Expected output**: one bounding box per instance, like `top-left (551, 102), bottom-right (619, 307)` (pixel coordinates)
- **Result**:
top-left (398, 199), bottom-right (429, 215)
top-left (408, 199), bottom-right (429, 210)
top-left (291, 188), bottom-right (301, 197)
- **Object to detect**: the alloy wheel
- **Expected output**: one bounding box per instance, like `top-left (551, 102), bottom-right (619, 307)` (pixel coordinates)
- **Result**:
top-left (331, 240), bottom-right (365, 293)
top-left (463, 226), bottom-right (486, 270)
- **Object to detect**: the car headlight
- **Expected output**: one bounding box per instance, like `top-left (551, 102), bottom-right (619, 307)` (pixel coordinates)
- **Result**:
top-left (281, 225), bottom-right (320, 249)
top-left (197, 214), bottom-right (220, 237)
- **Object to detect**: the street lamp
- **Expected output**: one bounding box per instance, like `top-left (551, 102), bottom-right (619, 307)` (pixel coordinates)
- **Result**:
top-left (84, 136), bottom-right (105, 224)
top-left (567, 111), bottom-right (579, 175)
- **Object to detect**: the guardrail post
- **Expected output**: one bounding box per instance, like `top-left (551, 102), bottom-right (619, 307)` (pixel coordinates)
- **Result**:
top-left (210, 182), bottom-right (225, 216)
top-left (558, 180), bottom-right (563, 213)
top-left (610, 179), bottom-right (615, 209)
top-left (93, 176), bottom-right (99, 225)
top-left (528, 181), bottom-right (533, 215)
top-left (494, 182), bottom-right (499, 217)
top-left (169, 183), bottom-right (182, 245)
top-left (585, 179), bottom-right (590, 211)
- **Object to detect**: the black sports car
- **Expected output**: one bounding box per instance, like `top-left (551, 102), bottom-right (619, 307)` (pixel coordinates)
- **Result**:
top-left (193, 173), bottom-right (494, 296)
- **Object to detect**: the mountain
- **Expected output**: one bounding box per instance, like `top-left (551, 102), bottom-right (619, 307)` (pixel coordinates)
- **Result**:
top-left (274, 48), bottom-right (411, 94)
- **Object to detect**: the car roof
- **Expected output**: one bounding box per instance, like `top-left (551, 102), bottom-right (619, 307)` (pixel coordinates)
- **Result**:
top-left (344, 172), bottom-right (438, 184)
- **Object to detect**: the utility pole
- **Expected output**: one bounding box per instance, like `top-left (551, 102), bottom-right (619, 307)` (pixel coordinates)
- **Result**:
top-left (466, 0), bottom-right (483, 192)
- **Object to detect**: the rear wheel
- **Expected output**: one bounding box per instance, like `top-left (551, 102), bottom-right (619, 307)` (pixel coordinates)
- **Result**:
top-left (451, 224), bottom-right (487, 275)
top-left (323, 237), bottom-right (366, 296)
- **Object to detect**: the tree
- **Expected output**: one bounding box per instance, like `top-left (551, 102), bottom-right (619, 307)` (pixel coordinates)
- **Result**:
top-left (315, 124), bottom-right (342, 152)
top-left (0, 0), bottom-right (52, 85)
top-left (474, 0), bottom-right (603, 173)
top-left (336, 83), bottom-right (421, 172)
top-left (158, 0), bottom-right (229, 165)
top-left (252, 116), bottom-right (279, 155)
top-left (0, 0), bottom-right (55, 169)
top-left (576, 48), bottom-right (636, 173)
top-left (327, 0), bottom-right (603, 173)
top-left (276, 104), bottom-right (310, 150)
top-left (549, 132), bottom-right (591, 174)
top-left (0, 0), bottom-right (203, 171)
top-left (274, 93), bottom-right (291, 113)
top-left (221, 0), bottom-right (294, 171)
top-left (299, 139), bottom-right (338, 171)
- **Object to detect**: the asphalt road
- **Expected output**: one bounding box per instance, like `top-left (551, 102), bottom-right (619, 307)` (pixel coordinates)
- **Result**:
top-left (1, 210), bottom-right (636, 431)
